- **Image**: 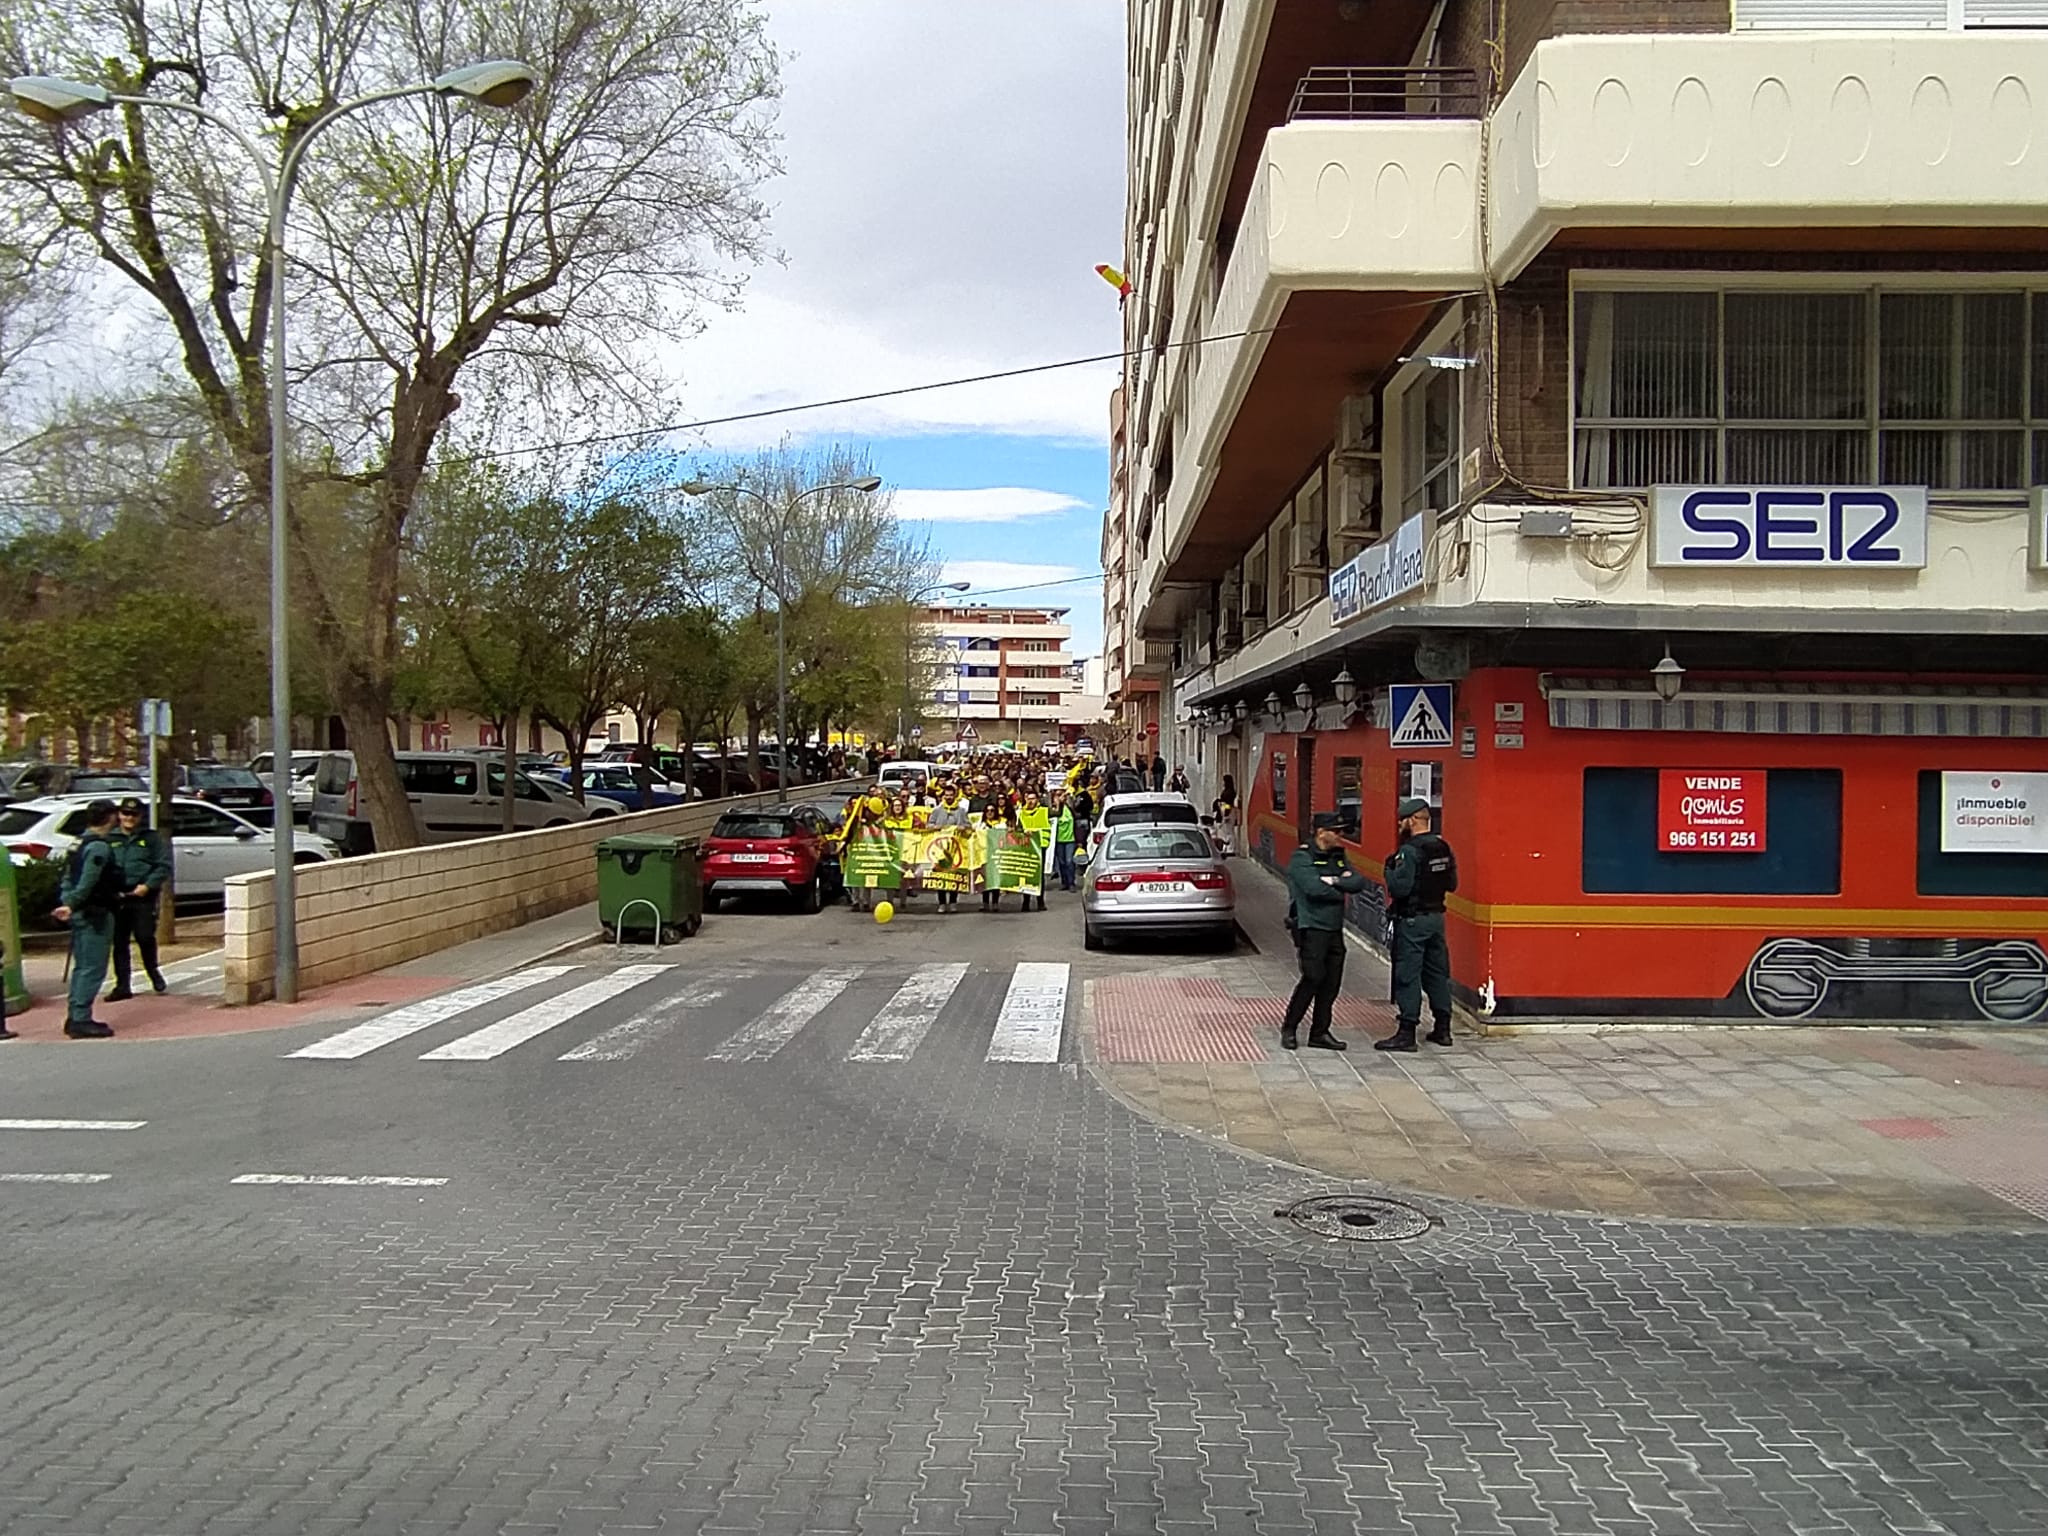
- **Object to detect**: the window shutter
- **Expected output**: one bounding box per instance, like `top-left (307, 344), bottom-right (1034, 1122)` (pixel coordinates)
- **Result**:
top-left (1965, 0), bottom-right (2048, 23)
top-left (1735, 0), bottom-right (1948, 25)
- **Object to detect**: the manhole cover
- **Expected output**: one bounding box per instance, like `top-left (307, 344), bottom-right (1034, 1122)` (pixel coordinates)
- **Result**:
top-left (1271, 1193), bottom-right (1432, 1243)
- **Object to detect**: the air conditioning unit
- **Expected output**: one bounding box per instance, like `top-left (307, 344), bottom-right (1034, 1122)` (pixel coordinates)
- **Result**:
top-left (1335, 393), bottom-right (1377, 458)
top-left (1331, 456), bottom-right (1383, 543)
top-left (1290, 522), bottom-right (1325, 576)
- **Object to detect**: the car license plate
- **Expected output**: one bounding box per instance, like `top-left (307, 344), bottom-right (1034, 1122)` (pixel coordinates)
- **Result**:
top-left (730, 852), bottom-right (772, 863)
top-left (1137, 879), bottom-right (1194, 894)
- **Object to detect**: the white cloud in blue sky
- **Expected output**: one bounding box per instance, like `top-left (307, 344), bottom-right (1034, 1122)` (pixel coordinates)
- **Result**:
top-left (651, 0), bottom-right (1124, 654)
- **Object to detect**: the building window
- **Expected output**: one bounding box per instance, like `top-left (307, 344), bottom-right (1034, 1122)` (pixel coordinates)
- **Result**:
top-left (1581, 768), bottom-right (1844, 895)
top-left (1402, 366), bottom-right (1460, 518)
top-left (1916, 771), bottom-right (2048, 897)
top-left (1736, 1), bottom-right (2046, 30)
top-left (1272, 751), bottom-right (1288, 813)
top-left (1574, 286), bottom-right (2048, 491)
top-left (1334, 757), bottom-right (1363, 837)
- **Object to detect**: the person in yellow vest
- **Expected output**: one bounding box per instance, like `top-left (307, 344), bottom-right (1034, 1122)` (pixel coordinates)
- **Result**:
top-left (980, 794), bottom-right (1013, 912)
top-left (1016, 789), bottom-right (1052, 914)
top-left (882, 793), bottom-right (915, 910)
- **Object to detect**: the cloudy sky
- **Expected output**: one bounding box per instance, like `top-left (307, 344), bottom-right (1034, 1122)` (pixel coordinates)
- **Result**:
top-left (666, 0), bottom-right (1126, 655)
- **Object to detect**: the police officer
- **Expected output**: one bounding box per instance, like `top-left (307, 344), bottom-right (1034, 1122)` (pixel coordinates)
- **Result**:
top-left (1377, 796), bottom-right (1459, 1052)
top-left (52, 799), bottom-right (123, 1039)
top-left (1279, 811), bottom-right (1366, 1051)
top-left (107, 797), bottom-right (170, 1000)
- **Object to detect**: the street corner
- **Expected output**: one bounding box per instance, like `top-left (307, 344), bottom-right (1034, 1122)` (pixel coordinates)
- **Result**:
top-left (1081, 973), bottom-right (2048, 1231)
top-left (2, 972), bottom-right (459, 1045)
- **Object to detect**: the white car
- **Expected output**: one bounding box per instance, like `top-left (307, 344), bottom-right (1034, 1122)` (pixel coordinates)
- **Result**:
top-left (877, 760), bottom-right (936, 794)
top-left (0, 794), bottom-right (340, 899)
top-left (1086, 791), bottom-right (1201, 864)
top-left (247, 750), bottom-right (324, 821)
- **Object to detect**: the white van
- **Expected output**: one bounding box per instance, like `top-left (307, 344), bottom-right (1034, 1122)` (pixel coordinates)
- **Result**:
top-left (877, 760), bottom-right (936, 794)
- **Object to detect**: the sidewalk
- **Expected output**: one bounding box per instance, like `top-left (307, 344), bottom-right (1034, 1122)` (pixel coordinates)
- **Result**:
top-left (6, 904), bottom-right (604, 1044)
top-left (1088, 858), bottom-right (2048, 1231)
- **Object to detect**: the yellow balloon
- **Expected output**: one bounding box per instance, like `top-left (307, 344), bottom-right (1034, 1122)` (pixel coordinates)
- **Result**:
top-left (873, 901), bottom-right (895, 925)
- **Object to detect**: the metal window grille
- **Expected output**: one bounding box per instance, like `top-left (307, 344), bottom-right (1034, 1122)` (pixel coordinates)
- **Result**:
top-left (1573, 287), bottom-right (2048, 491)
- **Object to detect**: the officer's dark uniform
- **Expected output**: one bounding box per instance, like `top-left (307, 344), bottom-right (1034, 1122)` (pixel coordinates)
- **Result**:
top-left (109, 803), bottom-right (171, 999)
top-left (58, 801), bottom-right (124, 1038)
top-left (1280, 811), bottom-right (1366, 1050)
top-left (1378, 797), bottom-right (1458, 1051)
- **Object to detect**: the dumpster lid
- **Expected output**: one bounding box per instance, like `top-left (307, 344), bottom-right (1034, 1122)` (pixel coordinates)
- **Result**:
top-left (597, 833), bottom-right (698, 854)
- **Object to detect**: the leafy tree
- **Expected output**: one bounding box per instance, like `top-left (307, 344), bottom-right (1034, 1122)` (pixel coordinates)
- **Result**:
top-left (0, 0), bottom-right (780, 847)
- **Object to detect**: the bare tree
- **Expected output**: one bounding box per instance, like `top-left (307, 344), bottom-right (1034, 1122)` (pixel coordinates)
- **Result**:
top-left (0, 0), bottom-right (779, 846)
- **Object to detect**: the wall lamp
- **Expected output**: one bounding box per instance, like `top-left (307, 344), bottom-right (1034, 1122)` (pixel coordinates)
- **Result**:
top-left (1652, 645), bottom-right (1686, 703)
top-left (1332, 667), bottom-right (1359, 710)
top-left (1291, 680), bottom-right (1314, 714)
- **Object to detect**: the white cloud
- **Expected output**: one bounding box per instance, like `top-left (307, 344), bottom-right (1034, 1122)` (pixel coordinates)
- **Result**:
top-left (646, 0), bottom-right (1126, 450)
top-left (892, 487), bottom-right (1088, 524)
top-left (942, 560), bottom-right (1092, 595)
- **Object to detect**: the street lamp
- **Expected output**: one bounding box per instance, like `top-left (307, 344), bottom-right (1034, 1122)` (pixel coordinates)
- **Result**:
top-left (9, 59), bottom-right (538, 1004)
top-left (1332, 668), bottom-right (1360, 711)
top-left (902, 580), bottom-right (972, 749)
top-left (1292, 680), bottom-right (1314, 716)
top-left (1652, 644), bottom-right (1686, 703)
top-left (679, 476), bottom-right (884, 801)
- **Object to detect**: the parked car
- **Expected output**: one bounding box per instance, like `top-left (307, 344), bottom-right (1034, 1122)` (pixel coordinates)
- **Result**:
top-left (1081, 822), bottom-right (1235, 951)
top-left (1085, 791), bottom-right (1202, 863)
top-left (247, 750), bottom-right (324, 823)
top-left (165, 761), bottom-right (276, 826)
top-left (527, 774), bottom-right (630, 818)
top-left (68, 773), bottom-right (149, 798)
top-left (877, 760), bottom-right (936, 795)
top-left (699, 806), bottom-right (840, 912)
top-left (540, 764), bottom-right (694, 808)
top-left (0, 794), bottom-right (339, 903)
top-left (309, 750), bottom-right (623, 854)
top-left (0, 762), bottom-right (89, 804)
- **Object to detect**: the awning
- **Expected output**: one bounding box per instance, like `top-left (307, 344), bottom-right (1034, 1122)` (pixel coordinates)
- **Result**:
top-left (1541, 678), bottom-right (2048, 738)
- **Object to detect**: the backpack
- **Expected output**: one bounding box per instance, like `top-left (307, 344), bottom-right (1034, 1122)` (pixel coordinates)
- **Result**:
top-left (65, 833), bottom-right (127, 913)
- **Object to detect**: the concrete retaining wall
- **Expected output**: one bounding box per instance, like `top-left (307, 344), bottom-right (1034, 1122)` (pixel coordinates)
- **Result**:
top-left (223, 781), bottom-right (863, 1005)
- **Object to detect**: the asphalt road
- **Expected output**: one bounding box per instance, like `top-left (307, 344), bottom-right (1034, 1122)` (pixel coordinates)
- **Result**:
top-left (3, 897), bottom-right (2046, 1535)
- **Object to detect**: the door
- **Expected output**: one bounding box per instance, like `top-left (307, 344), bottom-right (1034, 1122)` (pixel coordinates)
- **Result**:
top-left (488, 765), bottom-right (562, 830)
top-left (403, 758), bottom-right (491, 841)
top-left (1294, 735), bottom-right (1318, 848)
top-left (169, 801), bottom-right (261, 895)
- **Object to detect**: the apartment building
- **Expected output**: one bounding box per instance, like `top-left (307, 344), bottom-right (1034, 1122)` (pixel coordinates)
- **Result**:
top-left (1115, 0), bottom-right (2048, 1025)
top-left (923, 604), bottom-right (1079, 743)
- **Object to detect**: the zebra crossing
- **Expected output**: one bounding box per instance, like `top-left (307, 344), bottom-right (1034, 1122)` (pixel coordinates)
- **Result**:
top-left (285, 961), bottom-right (1072, 1068)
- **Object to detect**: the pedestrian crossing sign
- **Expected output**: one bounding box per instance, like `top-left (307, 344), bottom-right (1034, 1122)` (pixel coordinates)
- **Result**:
top-left (1387, 684), bottom-right (1454, 748)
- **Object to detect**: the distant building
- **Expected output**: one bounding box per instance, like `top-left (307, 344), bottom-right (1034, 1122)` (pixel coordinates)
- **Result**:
top-left (922, 603), bottom-right (1077, 744)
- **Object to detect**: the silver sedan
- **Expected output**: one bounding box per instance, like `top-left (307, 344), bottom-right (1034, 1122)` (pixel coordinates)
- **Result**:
top-left (1080, 823), bottom-right (1236, 951)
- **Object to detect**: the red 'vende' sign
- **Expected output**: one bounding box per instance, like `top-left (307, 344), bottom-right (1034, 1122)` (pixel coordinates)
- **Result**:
top-left (1657, 770), bottom-right (1767, 853)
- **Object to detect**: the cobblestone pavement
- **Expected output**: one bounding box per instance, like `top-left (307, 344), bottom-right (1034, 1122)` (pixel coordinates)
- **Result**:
top-left (1094, 863), bottom-right (2048, 1231)
top-left (3, 903), bottom-right (2046, 1534)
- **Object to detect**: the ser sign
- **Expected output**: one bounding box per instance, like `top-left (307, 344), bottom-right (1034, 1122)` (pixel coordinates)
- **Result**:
top-left (1650, 487), bottom-right (1927, 570)
top-left (1657, 770), bottom-right (1767, 853)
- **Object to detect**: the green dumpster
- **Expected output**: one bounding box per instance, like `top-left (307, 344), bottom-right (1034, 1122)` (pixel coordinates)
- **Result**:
top-left (0, 854), bottom-right (26, 1016)
top-left (596, 834), bottom-right (704, 943)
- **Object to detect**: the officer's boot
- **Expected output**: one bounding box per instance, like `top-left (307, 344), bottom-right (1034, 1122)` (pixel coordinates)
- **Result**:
top-left (1426, 1020), bottom-right (1454, 1047)
top-left (1374, 1021), bottom-right (1418, 1053)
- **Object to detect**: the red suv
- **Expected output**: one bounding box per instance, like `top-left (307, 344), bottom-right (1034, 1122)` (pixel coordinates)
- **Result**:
top-left (700, 808), bottom-right (839, 913)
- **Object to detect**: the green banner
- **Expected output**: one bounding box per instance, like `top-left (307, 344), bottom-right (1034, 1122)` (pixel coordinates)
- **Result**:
top-left (843, 822), bottom-right (903, 889)
top-left (983, 825), bottom-right (1044, 895)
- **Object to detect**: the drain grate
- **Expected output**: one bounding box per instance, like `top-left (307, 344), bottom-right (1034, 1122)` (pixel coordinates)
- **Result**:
top-left (1272, 1193), bottom-right (1432, 1243)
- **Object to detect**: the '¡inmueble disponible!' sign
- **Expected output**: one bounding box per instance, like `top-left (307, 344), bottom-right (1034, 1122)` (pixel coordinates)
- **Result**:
top-left (1940, 772), bottom-right (2048, 854)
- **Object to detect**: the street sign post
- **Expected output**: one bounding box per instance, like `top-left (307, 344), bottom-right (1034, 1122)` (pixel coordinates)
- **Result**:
top-left (139, 698), bottom-right (173, 830)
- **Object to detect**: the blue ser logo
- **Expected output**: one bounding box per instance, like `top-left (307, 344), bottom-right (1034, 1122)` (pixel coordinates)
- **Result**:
top-left (1650, 486), bottom-right (1928, 570)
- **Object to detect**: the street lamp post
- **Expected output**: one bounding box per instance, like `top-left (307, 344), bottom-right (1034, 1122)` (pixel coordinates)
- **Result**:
top-left (901, 581), bottom-right (972, 750)
top-left (9, 60), bottom-right (537, 1005)
top-left (679, 477), bottom-right (884, 802)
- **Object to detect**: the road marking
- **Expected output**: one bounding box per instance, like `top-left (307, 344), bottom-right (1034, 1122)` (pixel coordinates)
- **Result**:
top-left (231, 1174), bottom-right (448, 1187)
top-left (846, 963), bottom-right (970, 1062)
top-left (0, 1119), bottom-right (146, 1132)
top-left (421, 964), bottom-right (674, 1061)
top-left (559, 977), bottom-right (731, 1061)
top-left (709, 967), bottom-right (864, 1061)
top-left (162, 949), bottom-right (225, 981)
top-left (985, 962), bottom-right (1069, 1063)
top-left (0, 1172), bottom-right (113, 1183)
top-left (287, 967), bottom-right (578, 1059)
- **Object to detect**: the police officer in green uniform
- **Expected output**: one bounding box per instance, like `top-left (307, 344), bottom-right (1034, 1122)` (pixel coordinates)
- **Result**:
top-left (53, 799), bottom-right (123, 1039)
top-left (1377, 796), bottom-right (1459, 1053)
top-left (107, 797), bottom-right (170, 1000)
top-left (1279, 811), bottom-right (1366, 1051)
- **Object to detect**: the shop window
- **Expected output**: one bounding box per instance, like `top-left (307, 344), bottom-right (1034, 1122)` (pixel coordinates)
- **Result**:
top-left (1272, 751), bottom-right (1288, 813)
top-left (1915, 770), bottom-right (2048, 897)
top-left (1334, 757), bottom-right (1363, 837)
top-left (1573, 286), bottom-right (2048, 491)
top-left (1581, 768), bottom-right (1843, 895)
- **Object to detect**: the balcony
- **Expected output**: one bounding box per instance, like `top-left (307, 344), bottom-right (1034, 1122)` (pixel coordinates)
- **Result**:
top-left (1490, 32), bottom-right (2048, 279)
